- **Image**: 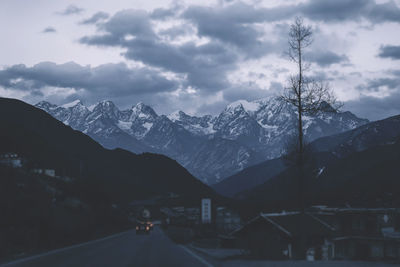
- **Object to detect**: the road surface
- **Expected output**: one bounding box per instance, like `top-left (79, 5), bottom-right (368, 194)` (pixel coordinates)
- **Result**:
top-left (3, 229), bottom-right (392, 267)
top-left (1, 227), bottom-right (213, 267)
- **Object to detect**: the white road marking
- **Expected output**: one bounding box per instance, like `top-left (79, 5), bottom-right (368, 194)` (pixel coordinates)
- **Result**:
top-left (179, 245), bottom-right (214, 267)
top-left (0, 229), bottom-right (133, 266)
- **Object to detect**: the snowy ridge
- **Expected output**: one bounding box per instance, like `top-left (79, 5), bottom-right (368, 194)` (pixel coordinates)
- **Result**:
top-left (35, 96), bottom-right (368, 184)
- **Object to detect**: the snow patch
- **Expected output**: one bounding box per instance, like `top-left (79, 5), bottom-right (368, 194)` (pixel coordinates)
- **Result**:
top-left (62, 100), bottom-right (81, 108)
top-left (317, 167), bottom-right (325, 178)
top-left (117, 120), bottom-right (132, 131)
top-left (88, 104), bottom-right (96, 112)
top-left (138, 112), bottom-right (150, 119)
top-left (143, 122), bottom-right (153, 131)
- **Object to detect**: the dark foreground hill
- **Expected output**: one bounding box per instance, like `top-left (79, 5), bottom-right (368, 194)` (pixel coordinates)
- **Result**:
top-left (0, 97), bottom-right (215, 203)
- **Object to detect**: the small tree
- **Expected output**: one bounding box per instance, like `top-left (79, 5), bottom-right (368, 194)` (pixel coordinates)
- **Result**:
top-left (280, 17), bottom-right (341, 258)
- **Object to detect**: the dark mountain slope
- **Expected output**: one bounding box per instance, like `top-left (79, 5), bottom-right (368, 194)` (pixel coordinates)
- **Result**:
top-left (0, 97), bottom-right (215, 203)
top-left (186, 137), bottom-right (264, 184)
top-left (310, 114), bottom-right (400, 157)
top-left (212, 157), bottom-right (286, 197)
top-left (239, 139), bottom-right (400, 210)
top-left (217, 114), bottom-right (400, 199)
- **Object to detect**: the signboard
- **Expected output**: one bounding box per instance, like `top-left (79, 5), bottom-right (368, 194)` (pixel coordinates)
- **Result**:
top-left (201, 198), bottom-right (211, 224)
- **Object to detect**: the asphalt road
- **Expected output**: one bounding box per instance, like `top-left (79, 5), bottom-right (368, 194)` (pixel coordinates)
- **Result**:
top-left (1, 227), bottom-right (213, 267)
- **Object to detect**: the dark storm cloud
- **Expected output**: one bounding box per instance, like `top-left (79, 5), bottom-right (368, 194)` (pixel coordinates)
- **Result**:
top-left (77, 1), bottom-right (400, 93)
top-left (298, 0), bottom-right (400, 23)
top-left (305, 50), bottom-right (349, 67)
top-left (346, 73), bottom-right (400, 120)
top-left (124, 40), bottom-right (237, 91)
top-left (158, 25), bottom-right (194, 39)
top-left (378, 45), bottom-right (400, 60)
top-left (182, 3), bottom-right (286, 58)
top-left (345, 91), bottom-right (400, 121)
top-left (365, 78), bottom-right (399, 91)
top-left (42, 27), bottom-right (56, 33)
top-left (181, 0), bottom-right (400, 27)
top-left (57, 5), bottom-right (84, 16)
top-left (224, 0), bottom-right (400, 24)
top-left (222, 85), bottom-right (274, 102)
top-left (0, 61), bottom-right (178, 98)
top-left (196, 100), bottom-right (229, 115)
top-left (80, 12), bottom-right (109, 25)
top-left (74, 1), bottom-right (400, 116)
top-left (80, 9), bottom-right (238, 91)
top-left (150, 8), bottom-right (178, 20)
top-left (150, 1), bottom-right (183, 20)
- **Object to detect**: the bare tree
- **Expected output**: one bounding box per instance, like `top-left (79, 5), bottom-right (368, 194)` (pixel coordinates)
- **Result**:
top-left (282, 17), bottom-right (340, 159)
top-left (280, 17), bottom-right (341, 259)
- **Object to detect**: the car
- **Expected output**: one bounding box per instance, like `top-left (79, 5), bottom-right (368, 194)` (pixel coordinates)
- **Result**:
top-left (136, 222), bottom-right (150, 234)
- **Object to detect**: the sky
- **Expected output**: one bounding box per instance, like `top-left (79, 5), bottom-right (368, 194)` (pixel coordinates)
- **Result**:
top-left (0, 0), bottom-right (399, 120)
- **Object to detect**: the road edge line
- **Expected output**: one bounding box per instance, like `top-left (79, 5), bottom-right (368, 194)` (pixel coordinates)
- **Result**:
top-left (179, 245), bottom-right (214, 267)
top-left (0, 229), bottom-right (133, 266)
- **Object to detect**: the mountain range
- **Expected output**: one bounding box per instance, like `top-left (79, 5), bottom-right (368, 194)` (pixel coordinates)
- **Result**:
top-left (36, 97), bottom-right (368, 184)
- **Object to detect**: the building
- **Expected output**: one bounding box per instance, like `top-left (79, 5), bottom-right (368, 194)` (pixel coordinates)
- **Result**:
top-left (32, 168), bottom-right (56, 177)
top-left (230, 207), bottom-right (400, 261)
top-left (232, 211), bottom-right (336, 260)
top-left (0, 153), bottom-right (22, 168)
top-left (308, 207), bottom-right (400, 261)
top-left (160, 206), bottom-right (201, 226)
top-left (44, 169), bottom-right (56, 177)
top-left (216, 206), bottom-right (242, 234)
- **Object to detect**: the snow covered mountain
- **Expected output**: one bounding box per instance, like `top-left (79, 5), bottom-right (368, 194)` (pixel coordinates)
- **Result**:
top-left (35, 97), bottom-right (368, 184)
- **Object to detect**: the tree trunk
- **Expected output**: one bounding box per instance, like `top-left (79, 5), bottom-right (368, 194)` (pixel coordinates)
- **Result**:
top-left (297, 37), bottom-right (306, 260)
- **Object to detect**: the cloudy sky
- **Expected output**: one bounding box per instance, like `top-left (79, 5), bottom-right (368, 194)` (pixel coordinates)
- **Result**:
top-left (0, 0), bottom-right (399, 120)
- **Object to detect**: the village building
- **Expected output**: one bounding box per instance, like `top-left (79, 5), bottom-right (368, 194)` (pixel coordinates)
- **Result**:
top-left (216, 206), bottom-right (242, 234)
top-left (32, 168), bottom-right (56, 177)
top-left (231, 207), bottom-right (400, 261)
top-left (309, 206), bottom-right (400, 260)
top-left (231, 211), bottom-right (336, 260)
top-left (0, 153), bottom-right (23, 168)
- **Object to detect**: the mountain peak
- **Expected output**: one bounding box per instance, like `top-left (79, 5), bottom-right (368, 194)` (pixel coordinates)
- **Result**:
top-left (98, 100), bottom-right (115, 106)
top-left (90, 100), bottom-right (120, 120)
top-left (131, 102), bottom-right (158, 119)
top-left (318, 101), bottom-right (337, 113)
top-left (132, 102), bottom-right (150, 110)
top-left (36, 100), bottom-right (54, 107)
top-left (35, 101), bottom-right (59, 112)
top-left (167, 110), bottom-right (187, 122)
top-left (226, 99), bottom-right (260, 114)
top-left (36, 100), bottom-right (52, 106)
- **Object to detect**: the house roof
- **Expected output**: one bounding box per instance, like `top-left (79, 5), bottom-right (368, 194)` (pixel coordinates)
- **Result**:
top-left (231, 211), bottom-right (336, 238)
top-left (307, 206), bottom-right (400, 214)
